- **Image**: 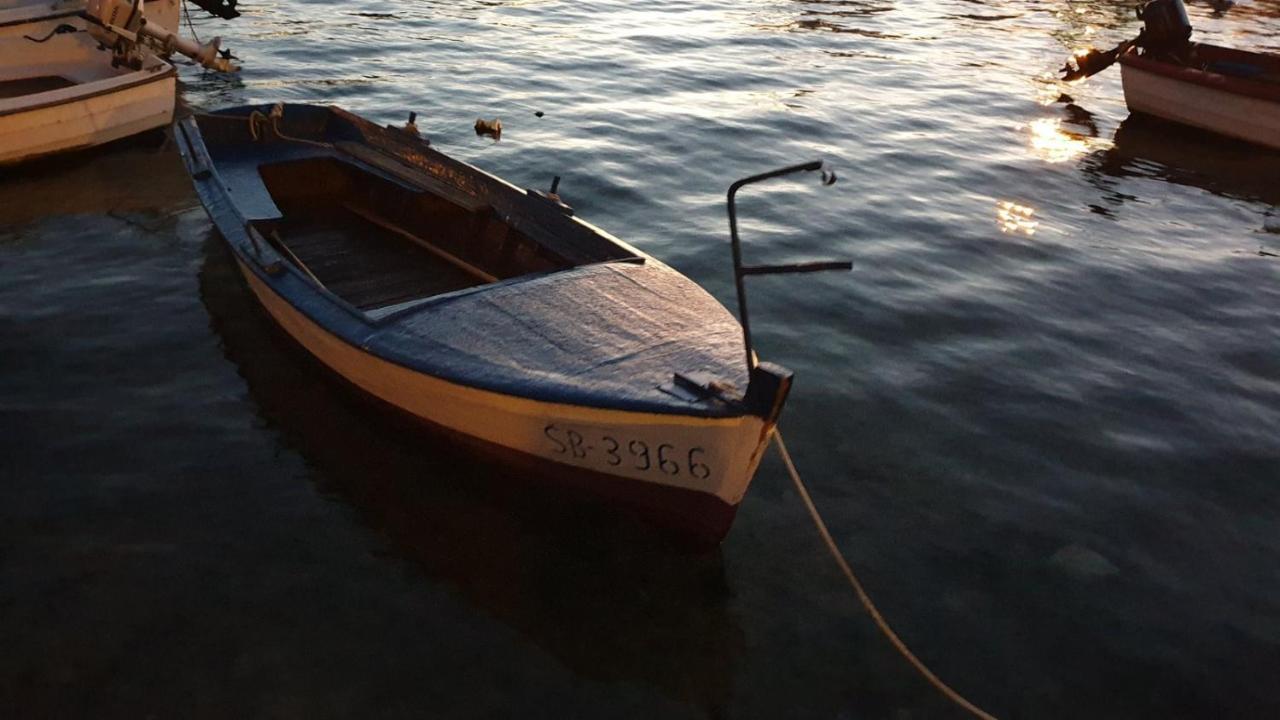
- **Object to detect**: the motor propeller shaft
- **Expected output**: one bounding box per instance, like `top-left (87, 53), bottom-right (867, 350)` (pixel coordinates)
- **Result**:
top-left (1060, 41), bottom-right (1132, 82)
top-left (139, 18), bottom-right (237, 72)
top-left (1058, 0), bottom-right (1193, 81)
top-left (83, 0), bottom-right (238, 72)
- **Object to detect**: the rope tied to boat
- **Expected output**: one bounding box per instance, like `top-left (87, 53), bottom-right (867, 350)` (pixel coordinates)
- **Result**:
top-left (247, 103), bottom-right (331, 149)
top-left (182, 0), bottom-right (202, 44)
top-left (773, 430), bottom-right (999, 720)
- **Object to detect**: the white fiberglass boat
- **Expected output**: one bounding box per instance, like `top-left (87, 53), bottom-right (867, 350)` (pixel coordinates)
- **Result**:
top-left (1120, 42), bottom-right (1280, 151)
top-left (0, 0), bottom-right (232, 164)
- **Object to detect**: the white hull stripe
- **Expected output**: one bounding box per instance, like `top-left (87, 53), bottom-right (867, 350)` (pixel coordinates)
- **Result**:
top-left (1121, 64), bottom-right (1280, 150)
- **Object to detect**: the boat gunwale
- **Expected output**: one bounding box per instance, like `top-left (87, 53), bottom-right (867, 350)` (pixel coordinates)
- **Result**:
top-left (1119, 43), bottom-right (1280, 105)
top-left (174, 111), bottom-right (753, 420)
top-left (0, 61), bottom-right (175, 118)
top-left (320, 104), bottom-right (652, 264)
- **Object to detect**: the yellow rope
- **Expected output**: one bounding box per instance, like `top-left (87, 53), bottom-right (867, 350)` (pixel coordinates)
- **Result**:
top-left (246, 106), bottom-right (331, 149)
top-left (773, 430), bottom-right (999, 720)
top-left (247, 110), bottom-right (267, 141)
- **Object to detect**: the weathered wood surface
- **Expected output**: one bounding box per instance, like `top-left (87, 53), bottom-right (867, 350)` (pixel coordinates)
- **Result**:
top-left (275, 208), bottom-right (482, 310)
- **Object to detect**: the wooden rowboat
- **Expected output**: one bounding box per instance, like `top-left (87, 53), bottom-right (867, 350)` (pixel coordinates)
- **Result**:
top-left (0, 0), bottom-right (180, 164)
top-left (1120, 43), bottom-right (1280, 150)
top-left (174, 104), bottom-right (805, 542)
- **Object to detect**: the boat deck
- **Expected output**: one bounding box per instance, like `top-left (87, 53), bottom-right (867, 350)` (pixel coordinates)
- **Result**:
top-left (269, 205), bottom-right (485, 310)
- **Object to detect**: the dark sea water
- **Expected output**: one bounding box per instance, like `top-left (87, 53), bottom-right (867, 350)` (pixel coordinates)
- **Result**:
top-left (2, 1), bottom-right (1279, 717)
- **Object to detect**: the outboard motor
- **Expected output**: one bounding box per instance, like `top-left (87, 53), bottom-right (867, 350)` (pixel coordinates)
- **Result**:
top-left (1137, 0), bottom-right (1193, 54)
top-left (1059, 0), bottom-right (1194, 80)
top-left (82, 0), bottom-right (238, 72)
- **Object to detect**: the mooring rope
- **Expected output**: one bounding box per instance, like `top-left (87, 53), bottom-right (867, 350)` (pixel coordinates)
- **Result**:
top-left (182, 0), bottom-right (201, 45)
top-left (773, 430), bottom-right (999, 720)
top-left (246, 105), bottom-right (331, 149)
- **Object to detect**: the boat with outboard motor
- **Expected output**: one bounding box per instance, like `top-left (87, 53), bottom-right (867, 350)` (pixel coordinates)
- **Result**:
top-left (173, 103), bottom-right (847, 541)
top-left (1120, 42), bottom-right (1280, 150)
top-left (0, 0), bottom-right (234, 164)
top-left (1061, 0), bottom-right (1280, 150)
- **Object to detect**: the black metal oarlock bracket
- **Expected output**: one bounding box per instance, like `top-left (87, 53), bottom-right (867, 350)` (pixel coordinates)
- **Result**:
top-left (727, 160), bottom-right (851, 371)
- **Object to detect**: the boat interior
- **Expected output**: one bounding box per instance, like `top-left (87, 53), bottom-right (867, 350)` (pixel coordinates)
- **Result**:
top-left (1156, 43), bottom-right (1280, 84)
top-left (1201, 47), bottom-right (1280, 85)
top-left (0, 75), bottom-right (74, 99)
top-left (255, 157), bottom-right (516, 311)
top-left (0, 26), bottom-right (169, 109)
top-left (195, 109), bottom-right (642, 315)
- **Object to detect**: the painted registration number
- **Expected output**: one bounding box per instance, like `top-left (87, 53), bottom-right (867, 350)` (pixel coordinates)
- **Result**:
top-left (543, 423), bottom-right (712, 480)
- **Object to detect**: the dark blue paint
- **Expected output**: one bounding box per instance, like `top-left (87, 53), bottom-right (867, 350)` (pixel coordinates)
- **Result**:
top-left (174, 106), bottom-right (752, 417)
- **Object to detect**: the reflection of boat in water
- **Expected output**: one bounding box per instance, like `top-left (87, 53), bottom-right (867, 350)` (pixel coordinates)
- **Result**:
top-left (196, 235), bottom-right (740, 710)
top-left (0, 129), bottom-right (191, 225)
top-left (1088, 113), bottom-right (1280, 206)
top-left (175, 104), bottom-right (799, 542)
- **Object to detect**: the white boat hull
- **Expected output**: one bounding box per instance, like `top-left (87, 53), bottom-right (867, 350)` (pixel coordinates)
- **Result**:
top-left (0, 6), bottom-right (176, 164)
top-left (1121, 60), bottom-right (1280, 150)
top-left (0, 72), bottom-right (175, 164)
top-left (235, 258), bottom-right (775, 539)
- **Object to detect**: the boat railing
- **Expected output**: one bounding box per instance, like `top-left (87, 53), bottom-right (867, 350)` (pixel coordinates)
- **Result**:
top-left (726, 161), bottom-right (850, 373)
